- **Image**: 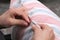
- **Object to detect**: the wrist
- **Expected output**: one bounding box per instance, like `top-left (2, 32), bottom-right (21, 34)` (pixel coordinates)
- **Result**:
top-left (0, 16), bottom-right (6, 29)
top-left (0, 16), bottom-right (2, 25)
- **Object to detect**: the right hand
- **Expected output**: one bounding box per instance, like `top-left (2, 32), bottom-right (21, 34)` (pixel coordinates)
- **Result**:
top-left (32, 24), bottom-right (55, 40)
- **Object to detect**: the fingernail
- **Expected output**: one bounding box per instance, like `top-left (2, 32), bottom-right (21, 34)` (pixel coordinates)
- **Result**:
top-left (26, 19), bottom-right (30, 24)
top-left (27, 19), bottom-right (30, 23)
top-left (28, 17), bottom-right (31, 23)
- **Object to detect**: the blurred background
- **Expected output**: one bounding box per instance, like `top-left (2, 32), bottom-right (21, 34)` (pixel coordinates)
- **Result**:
top-left (0, 0), bottom-right (60, 40)
top-left (0, 0), bottom-right (60, 16)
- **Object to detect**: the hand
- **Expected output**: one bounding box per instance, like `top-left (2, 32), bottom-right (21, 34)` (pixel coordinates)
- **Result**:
top-left (32, 24), bottom-right (55, 40)
top-left (0, 7), bottom-right (30, 27)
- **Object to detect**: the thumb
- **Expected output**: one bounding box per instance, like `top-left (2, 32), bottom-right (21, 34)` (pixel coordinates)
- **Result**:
top-left (32, 24), bottom-right (41, 32)
top-left (9, 18), bottom-right (28, 26)
top-left (39, 24), bottom-right (52, 31)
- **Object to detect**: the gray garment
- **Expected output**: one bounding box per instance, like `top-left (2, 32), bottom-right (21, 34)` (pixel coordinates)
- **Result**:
top-left (11, 26), bottom-right (33, 40)
top-left (0, 31), bottom-right (5, 40)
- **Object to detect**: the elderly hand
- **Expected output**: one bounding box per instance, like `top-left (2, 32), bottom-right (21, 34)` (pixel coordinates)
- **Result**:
top-left (32, 24), bottom-right (55, 40)
top-left (0, 7), bottom-right (30, 27)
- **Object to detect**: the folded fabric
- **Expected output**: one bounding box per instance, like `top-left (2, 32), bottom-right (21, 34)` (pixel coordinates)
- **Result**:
top-left (10, 0), bottom-right (60, 40)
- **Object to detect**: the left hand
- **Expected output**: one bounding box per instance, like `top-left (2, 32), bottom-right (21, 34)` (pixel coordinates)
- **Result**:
top-left (0, 7), bottom-right (30, 27)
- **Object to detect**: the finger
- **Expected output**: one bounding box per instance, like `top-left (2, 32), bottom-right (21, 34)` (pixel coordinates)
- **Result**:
top-left (50, 30), bottom-right (54, 37)
top-left (44, 25), bottom-right (53, 31)
top-left (42, 24), bottom-right (53, 32)
top-left (15, 7), bottom-right (30, 23)
top-left (32, 24), bottom-right (42, 31)
top-left (21, 11), bottom-right (30, 23)
top-left (50, 30), bottom-right (55, 40)
top-left (9, 18), bottom-right (28, 26)
top-left (39, 24), bottom-right (52, 30)
top-left (38, 24), bottom-right (47, 30)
